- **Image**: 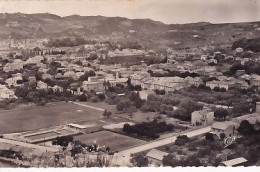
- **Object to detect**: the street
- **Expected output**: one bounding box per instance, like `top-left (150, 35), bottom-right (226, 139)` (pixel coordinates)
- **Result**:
top-left (113, 126), bottom-right (211, 166)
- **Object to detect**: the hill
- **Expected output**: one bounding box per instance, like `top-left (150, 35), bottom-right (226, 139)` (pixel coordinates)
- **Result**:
top-left (0, 13), bottom-right (259, 50)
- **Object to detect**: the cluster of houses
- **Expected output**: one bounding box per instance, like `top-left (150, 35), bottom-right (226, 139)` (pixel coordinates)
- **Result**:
top-left (142, 102), bottom-right (260, 167)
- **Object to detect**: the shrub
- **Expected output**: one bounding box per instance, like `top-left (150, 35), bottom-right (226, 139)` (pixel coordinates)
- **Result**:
top-left (175, 135), bottom-right (190, 146)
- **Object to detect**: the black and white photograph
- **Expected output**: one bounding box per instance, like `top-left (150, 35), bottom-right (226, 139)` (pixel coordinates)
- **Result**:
top-left (0, 0), bottom-right (259, 168)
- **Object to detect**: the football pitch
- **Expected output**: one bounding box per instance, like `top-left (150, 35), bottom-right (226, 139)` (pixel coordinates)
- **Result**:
top-left (0, 102), bottom-right (103, 134)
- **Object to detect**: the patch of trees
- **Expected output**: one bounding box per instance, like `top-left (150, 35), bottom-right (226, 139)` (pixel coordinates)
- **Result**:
top-left (214, 108), bottom-right (229, 121)
top-left (123, 119), bottom-right (174, 140)
top-left (116, 92), bottom-right (144, 112)
top-left (226, 61), bottom-right (260, 76)
top-left (46, 37), bottom-right (87, 47)
top-left (130, 155), bottom-right (148, 167)
top-left (78, 70), bottom-right (96, 81)
top-left (232, 37), bottom-right (260, 52)
top-left (237, 120), bottom-right (255, 136)
top-left (0, 149), bottom-right (24, 160)
top-left (52, 136), bottom-right (73, 150)
top-left (229, 133), bottom-right (260, 165)
top-left (15, 85), bottom-right (76, 105)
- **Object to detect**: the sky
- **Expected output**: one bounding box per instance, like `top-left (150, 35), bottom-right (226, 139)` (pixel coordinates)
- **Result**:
top-left (0, 0), bottom-right (259, 24)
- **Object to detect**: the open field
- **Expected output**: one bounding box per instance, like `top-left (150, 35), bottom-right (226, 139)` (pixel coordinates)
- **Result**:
top-left (0, 102), bottom-right (104, 134)
top-left (81, 102), bottom-right (117, 114)
top-left (74, 130), bottom-right (146, 152)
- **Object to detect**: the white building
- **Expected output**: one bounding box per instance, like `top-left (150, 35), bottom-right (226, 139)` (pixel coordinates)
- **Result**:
top-left (191, 107), bottom-right (214, 126)
top-left (0, 85), bottom-right (16, 99)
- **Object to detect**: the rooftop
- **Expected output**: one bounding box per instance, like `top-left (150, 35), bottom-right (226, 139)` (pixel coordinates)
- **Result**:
top-left (146, 149), bottom-right (168, 161)
top-left (221, 157), bottom-right (247, 166)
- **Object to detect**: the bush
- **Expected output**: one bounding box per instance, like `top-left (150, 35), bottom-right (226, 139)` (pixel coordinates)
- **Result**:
top-left (90, 96), bottom-right (99, 102)
top-left (175, 135), bottom-right (189, 146)
top-left (98, 93), bottom-right (106, 101)
top-left (79, 94), bottom-right (88, 102)
top-left (123, 119), bottom-right (174, 140)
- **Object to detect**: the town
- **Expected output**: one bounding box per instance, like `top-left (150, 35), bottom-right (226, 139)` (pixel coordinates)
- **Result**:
top-left (0, 12), bottom-right (259, 168)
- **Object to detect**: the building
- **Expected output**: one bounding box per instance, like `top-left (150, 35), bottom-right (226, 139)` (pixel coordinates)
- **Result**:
top-left (250, 74), bottom-right (260, 87)
top-left (25, 55), bottom-right (44, 64)
top-left (5, 76), bottom-right (23, 87)
top-left (206, 80), bottom-right (236, 90)
top-left (232, 102), bottom-right (260, 125)
top-left (82, 81), bottom-right (105, 93)
top-left (0, 85), bottom-right (16, 99)
top-left (37, 81), bottom-right (48, 90)
top-left (138, 90), bottom-right (155, 100)
top-left (3, 61), bottom-right (23, 72)
top-left (66, 123), bottom-right (87, 132)
top-left (146, 149), bottom-right (168, 166)
top-left (220, 157), bottom-right (247, 167)
top-left (131, 74), bottom-right (145, 86)
top-left (210, 121), bottom-right (236, 139)
top-left (51, 85), bottom-right (64, 92)
top-left (184, 77), bottom-right (203, 87)
top-left (191, 107), bottom-right (214, 126)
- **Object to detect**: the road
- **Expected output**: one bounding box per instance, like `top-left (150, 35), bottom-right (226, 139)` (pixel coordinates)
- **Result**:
top-left (113, 126), bottom-right (211, 166)
top-left (0, 138), bottom-right (60, 153)
top-left (73, 102), bottom-right (105, 112)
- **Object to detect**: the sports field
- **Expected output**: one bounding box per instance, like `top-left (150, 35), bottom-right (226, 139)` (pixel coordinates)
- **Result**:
top-left (0, 102), bottom-right (103, 134)
top-left (74, 130), bottom-right (146, 152)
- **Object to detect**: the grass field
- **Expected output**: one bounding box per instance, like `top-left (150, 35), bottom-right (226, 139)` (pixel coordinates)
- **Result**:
top-left (0, 102), bottom-right (104, 134)
top-left (74, 130), bottom-right (146, 152)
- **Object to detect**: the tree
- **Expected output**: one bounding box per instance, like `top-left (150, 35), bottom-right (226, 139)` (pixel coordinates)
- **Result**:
top-left (220, 133), bottom-right (226, 140)
top-left (214, 108), bottom-right (229, 121)
top-left (237, 120), bottom-right (255, 136)
top-left (71, 140), bottom-right (83, 157)
top-left (98, 93), bottom-right (106, 101)
top-left (205, 133), bottom-right (214, 142)
top-left (213, 86), bottom-right (220, 92)
top-left (78, 94), bottom-right (87, 102)
top-left (130, 155), bottom-right (148, 167)
top-left (116, 100), bottom-right (131, 111)
top-left (52, 136), bottom-right (73, 149)
top-left (103, 110), bottom-right (112, 119)
top-left (175, 135), bottom-right (189, 146)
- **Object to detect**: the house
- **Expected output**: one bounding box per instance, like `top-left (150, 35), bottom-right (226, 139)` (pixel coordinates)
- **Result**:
top-left (131, 74), bottom-right (145, 86)
top-left (236, 70), bottom-right (246, 76)
top-left (191, 107), bottom-right (214, 126)
top-left (5, 76), bottom-right (23, 87)
top-left (201, 55), bottom-right (208, 61)
top-left (82, 81), bottom-right (105, 93)
top-left (3, 61), bottom-right (23, 72)
top-left (25, 55), bottom-right (44, 64)
top-left (232, 113), bottom-right (260, 125)
top-left (184, 77), bottom-right (203, 87)
top-left (107, 78), bottom-right (128, 87)
top-left (146, 149), bottom-right (168, 166)
top-left (37, 81), bottom-right (48, 90)
top-left (28, 76), bottom-right (37, 83)
top-left (63, 71), bottom-right (76, 79)
top-left (206, 80), bottom-right (236, 90)
top-left (51, 85), bottom-right (63, 92)
top-left (210, 122), bottom-right (236, 139)
top-left (0, 85), bottom-right (16, 99)
top-left (138, 90), bottom-right (155, 100)
top-left (42, 73), bottom-right (53, 80)
top-left (250, 74), bottom-right (260, 87)
top-left (220, 157), bottom-right (247, 167)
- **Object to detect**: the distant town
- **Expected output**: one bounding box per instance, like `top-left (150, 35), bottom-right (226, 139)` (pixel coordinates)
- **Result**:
top-left (0, 13), bottom-right (259, 167)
